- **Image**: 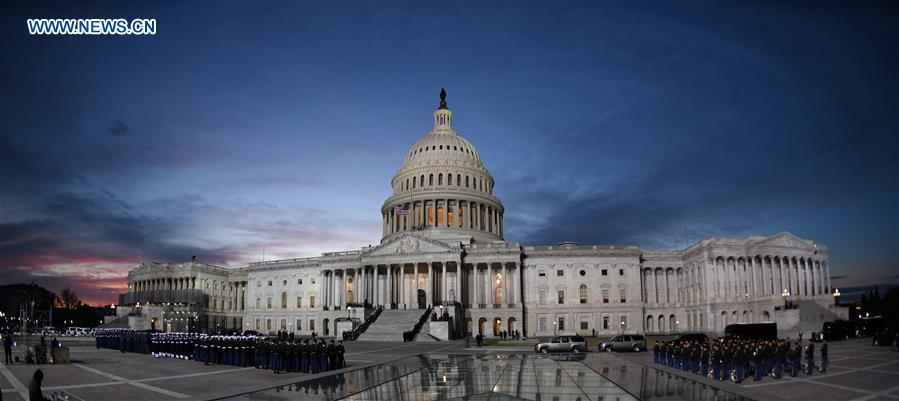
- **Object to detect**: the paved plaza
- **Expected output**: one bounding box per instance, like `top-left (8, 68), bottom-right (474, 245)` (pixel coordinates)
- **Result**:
top-left (0, 337), bottom-right (895, 400)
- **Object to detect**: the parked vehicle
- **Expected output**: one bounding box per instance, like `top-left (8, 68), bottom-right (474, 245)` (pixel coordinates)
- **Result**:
top-left (872, 326), bottom-right (897, 347)
top-left (856, 316), bottom-right (884, 337)
top-left (534, 335), bottom-right (587, 354)
top-left (812, 320), bottom-right (856, 342)
top-left (672, 333), bottom-right (708, 344)
top-left (599, 334), bottom-right (646, 352)
top-left (724, 322), bottom-right (777, 340)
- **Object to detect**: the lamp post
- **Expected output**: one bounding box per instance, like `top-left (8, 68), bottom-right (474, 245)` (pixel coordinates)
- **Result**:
top-left (781, 289), bottom-right (791, 310)
top-left (553, 320), bottom-right (557, 336)
top-left (675, 320), bottom-right (679, 334)
top-left (620, 320), bottom-right (625, 335)
top-left (833, 288), bottom-right (841, 306)
top-left (347, 306), bottom-right (352, 320)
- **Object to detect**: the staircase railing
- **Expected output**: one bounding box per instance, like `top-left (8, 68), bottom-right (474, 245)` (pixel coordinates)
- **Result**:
top-left (343, 306), bottom-right (383, 341)
top-left (404, 307), bottom-right (432, 342)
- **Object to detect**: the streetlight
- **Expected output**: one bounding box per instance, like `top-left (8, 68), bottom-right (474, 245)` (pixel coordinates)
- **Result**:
top-left (620, 320), bottom-right (625, 335)
top-left (675, 320), bottom-right (679, 334)
top-left (347, 306), bottom-right (352, 319)
top-left (553, 320), bottom-right (557, 336)
top-left (833, 288), bottom-right (841, 306)
top-left (781, 289), bottom-right (791, 310)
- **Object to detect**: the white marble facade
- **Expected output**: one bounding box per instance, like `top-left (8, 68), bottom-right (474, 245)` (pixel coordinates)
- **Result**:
top-left (122, 94), bottom-right (839, 337)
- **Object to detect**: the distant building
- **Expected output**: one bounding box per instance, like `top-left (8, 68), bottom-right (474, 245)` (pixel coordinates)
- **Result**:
top-left (117, 92), bottom-right (846, 338)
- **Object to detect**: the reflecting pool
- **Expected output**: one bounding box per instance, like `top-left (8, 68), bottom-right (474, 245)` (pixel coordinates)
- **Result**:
top-left (220, 353), bottom-right (752, 401)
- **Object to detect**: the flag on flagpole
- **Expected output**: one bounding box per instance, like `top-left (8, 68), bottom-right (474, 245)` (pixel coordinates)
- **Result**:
top-left (394, 205), bottom-right (409, 216)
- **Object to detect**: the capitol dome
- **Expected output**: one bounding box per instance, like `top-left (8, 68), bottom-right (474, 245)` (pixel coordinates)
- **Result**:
top-left (381, 89), bottom-right (505, 244)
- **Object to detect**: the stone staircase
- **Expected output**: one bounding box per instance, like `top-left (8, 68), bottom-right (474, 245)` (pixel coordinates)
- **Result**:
top-left (797, 299), bottom-right (844, 334)
top-left (358, 309), bottom-right (430, 342)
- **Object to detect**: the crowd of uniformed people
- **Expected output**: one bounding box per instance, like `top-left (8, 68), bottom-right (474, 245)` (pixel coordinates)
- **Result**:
top-left (652, 336), bottom-right (828, 383)
top-left (96, 329), bottom-right (346, 374)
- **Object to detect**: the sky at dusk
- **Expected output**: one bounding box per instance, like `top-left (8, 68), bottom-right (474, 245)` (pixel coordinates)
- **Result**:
top-left (1, 1), bottom-right (897, 305)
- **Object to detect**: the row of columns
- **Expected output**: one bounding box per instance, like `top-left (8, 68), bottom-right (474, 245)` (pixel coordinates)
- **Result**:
top-left (383, 199), bottom-right (503, 237)
top-left (644, 256), bottom-right (831, 307)
top-left (708, 256), bottom-right (830, 301)
top-left (132, 277), bottom-right (198, 292)
top-left (643, 266), bottom-right (704, 306)
top-left (319, 262), bottom-right (520, 310)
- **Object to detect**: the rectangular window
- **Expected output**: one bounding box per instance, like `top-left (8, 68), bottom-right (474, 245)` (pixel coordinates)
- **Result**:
top-left (296, 296), bottom-right (303, 308)
top-left (580, 321), bottom-right (588, 330)
top-left (601, 269), bottom-right (608, 276)
top-left (266, 297), bottom-right (272, 309)
top-left (310, 296), bottom-right (315, 309)
top-left (280, 319), bottom-right (287, 331)
top-left (266, 319), bottom-right (272, 330)
top-left (558, 317), bottom-right (565, 331)
top-left (309, 319), bottom-right (315, 331)
top-left (557, 290), bottom-right (565, 304)
top-left (556, 270), bottom-right (564, 276)
top-left (256, 280), bottom-right (261, 287)
top-left (255, 319), bottom-right (260, 330)
top-left (619, 288), bottom-right (627, 303)
top-left (538, 270), bottom-right (546, 277)
top-left (603, 315), bottom-right (610, 330)
top-left (620, 315), bottom-right (628, 331)
top-left (539, 317), bottom-right (546, 332)
top-left (296, 319), bottom-right (302, 331)
top-left (298, 279), bottom-right (303, 285)
top-left (619, 269), bottom-right (624, 276)
top-left (268, 280), bottom-right (272, 286)
top-left (538, 289), bottom-right (546, 305)
top-left (602, 289), bottom-right (610, 304)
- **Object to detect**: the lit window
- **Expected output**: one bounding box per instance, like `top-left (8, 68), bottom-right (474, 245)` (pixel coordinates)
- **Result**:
top-left (296, 296), bottom-right (303, 308)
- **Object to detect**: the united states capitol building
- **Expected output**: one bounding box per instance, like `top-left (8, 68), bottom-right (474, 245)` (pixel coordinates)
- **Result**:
top-left (115, 91), bottom-right (845, 340)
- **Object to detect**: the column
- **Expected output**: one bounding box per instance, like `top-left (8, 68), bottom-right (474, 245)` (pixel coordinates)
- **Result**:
top-left (825, 262), bottom-right (831, 294)
top-left (512, 263), bottom-right (519, 305)
top-left (485, 264), bottom-right (491, 306)
top-left (442, 264), bottom-right (448, 303)
top-left (401, 265), bottom-right (406, 307)
top-left (427, 263), bottom-right (434, 306)
top-left (455, 263), bottom-right (462, 304)
top-left (474, 265), bottom-right (481, 307)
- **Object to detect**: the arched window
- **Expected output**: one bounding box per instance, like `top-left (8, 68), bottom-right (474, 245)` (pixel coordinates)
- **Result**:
top-left (281, 292), bottom-right (287, 309)
top-left (579, 284), bottom-right (588, 304)
top-left (429, 174), bottom-right (433, 186)
top-left (413, 176), bottom-right (417, 188)
top-left (448, 174), bottom-right (452, 185)
top-left (456, 174), bottom-right (461, 186)
top-left (438, 174), bottom-right (443, 185)
top-left (466, 176), bottom-right (470, 188)
top-left (405, 179), bottom-right (409, 190)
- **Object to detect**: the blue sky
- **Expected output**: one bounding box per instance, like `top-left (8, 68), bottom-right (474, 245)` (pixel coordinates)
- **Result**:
top-left (1, 1), bottom-right (896, 304)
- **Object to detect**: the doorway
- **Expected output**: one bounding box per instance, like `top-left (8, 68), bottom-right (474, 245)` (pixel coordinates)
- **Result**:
top-left (417, 289), bottom-right (427, 309)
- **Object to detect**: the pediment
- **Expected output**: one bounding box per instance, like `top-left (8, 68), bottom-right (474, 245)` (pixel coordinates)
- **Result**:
top-left (365, 233), bottom-right (459, 257)
top-left (751, 232), bottom-right (814, 250)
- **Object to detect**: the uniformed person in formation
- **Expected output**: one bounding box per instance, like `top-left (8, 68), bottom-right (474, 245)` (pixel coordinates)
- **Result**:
top-left (804, 340), bottom-right (815, 375)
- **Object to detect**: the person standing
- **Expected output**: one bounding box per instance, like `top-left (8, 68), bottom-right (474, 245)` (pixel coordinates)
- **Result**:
top-left (819, 341), bottom-right (828, 373)
top-left (28, 369), bottom-right (50, 401)
top-left (336, 340), bottom-right (346, 369)
top-left (790, 343), bottom-right (801, 377)
top-left (804, 341), bottom-right (815, 375)
top-left (3, 334), bottom-right (12, 365)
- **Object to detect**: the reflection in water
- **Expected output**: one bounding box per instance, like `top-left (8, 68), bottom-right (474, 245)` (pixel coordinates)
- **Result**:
top-left (220, 354), bottom-right (635, 401)
top-left (584, 357), bottom-right (752, 401)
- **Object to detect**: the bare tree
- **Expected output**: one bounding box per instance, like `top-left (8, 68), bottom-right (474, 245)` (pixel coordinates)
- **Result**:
top-left (57, 288), bottom-right (81, 309)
